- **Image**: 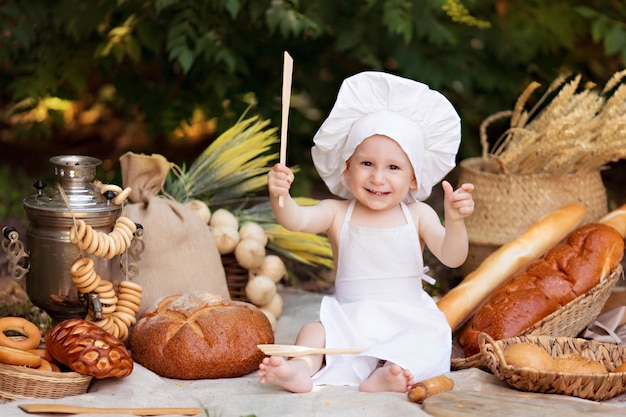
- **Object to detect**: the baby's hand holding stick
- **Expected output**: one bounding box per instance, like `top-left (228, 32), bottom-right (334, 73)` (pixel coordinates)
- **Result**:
top-left (278, 51), bottom-right (294, 208)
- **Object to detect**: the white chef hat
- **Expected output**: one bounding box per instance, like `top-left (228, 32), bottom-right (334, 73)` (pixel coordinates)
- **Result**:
top-left (311, 71), bottom-right (461, 202)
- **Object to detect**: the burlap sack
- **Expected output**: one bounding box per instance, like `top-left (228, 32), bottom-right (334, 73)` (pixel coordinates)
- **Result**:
top-left (119, 152), bottom-right (230, 314)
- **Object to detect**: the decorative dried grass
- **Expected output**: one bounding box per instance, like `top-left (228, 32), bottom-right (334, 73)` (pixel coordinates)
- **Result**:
top-left (483, 71), bottom-right (626, 175)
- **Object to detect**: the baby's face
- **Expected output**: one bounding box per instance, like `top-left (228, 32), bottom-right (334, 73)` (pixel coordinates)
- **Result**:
top-left (344, 135), bottom-right (417, 209)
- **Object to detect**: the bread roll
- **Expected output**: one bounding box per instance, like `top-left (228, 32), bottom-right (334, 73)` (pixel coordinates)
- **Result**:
top-left (600, 203), bottom-right (626, 237)
top-left (553, 354), bottom-right (607, 374)
top-left (503, 342), bottom-right (553, 370)
top-left (437, 203), bottom-right (586, 331)
top-left (45, 319), bottom-right (133, 379)
top-left (459, 223), bottom-right (625, 356)
top-left (129, 292), bottom-right (274, 380)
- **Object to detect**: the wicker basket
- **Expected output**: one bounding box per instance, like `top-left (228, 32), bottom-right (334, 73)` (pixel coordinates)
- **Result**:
top-left (451, 264), bottom-right (623, 370)
top-left (479, 333), bottom-right (626, 401)
top-left (222, 254), bottom-right (250, 302)
top-left (0, 363), bottom-right (92, 401)
top-left (458, 157), bottom-right (608, 274)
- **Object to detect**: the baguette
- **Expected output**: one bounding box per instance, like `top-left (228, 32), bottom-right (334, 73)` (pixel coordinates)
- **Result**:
top-left (437, 203), bottom-right (586, 332)
top-left (599, 203), bottom-right (626, 238)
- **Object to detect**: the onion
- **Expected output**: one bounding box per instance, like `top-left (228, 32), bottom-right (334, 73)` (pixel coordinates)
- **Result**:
top-left (245, 275), bottom-right (276, 305)
top-left (211, 225), bottom-right (240, 254)
top-left (239, 222), bottom-right (268, 246)
top-left (259, 293), bottom-right (283, 318)
top-left (209, 208), bottom-right (239, 229)
top-left (254, 255), bottom-right (287, 283)
top-left (184, 199), bottom-right (211, 224)
top-left (235, 238), bottom-right (266, 270)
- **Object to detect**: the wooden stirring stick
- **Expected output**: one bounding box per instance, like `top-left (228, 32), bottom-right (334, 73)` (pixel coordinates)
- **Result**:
top-left (18, 404), bottom-right (202, 415)
top-left (278, 51), bottom-right (294, 208)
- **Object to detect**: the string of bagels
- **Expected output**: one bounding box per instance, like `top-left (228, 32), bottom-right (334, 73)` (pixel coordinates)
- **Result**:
top-left (63, 183), bottom-right (144, 342)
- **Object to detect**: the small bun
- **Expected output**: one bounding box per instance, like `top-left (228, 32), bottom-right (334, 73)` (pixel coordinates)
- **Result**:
top-left (503, 342), bottom-right (553, 370)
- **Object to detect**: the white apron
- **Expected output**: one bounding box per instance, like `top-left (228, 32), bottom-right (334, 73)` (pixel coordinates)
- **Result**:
top-left (312, 200), bottom-right (451, 386)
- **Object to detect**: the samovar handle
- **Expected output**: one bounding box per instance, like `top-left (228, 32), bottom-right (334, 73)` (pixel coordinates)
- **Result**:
top-left (1, 226), bottom-right (30, 281)
top-left (120, 223), bottom-right (144, 279)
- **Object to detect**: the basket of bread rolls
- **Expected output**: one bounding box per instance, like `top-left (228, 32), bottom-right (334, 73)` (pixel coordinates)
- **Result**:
top-left (438, 202), bottom-right (626, 371)
top-left (0, 317), bottom-right (92, 401)
top-left (479, 333), bottom-right (626, 401)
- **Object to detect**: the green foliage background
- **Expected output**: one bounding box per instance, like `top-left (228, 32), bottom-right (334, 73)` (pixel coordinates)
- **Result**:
top-left (1, 0), bottom-right (625, 216)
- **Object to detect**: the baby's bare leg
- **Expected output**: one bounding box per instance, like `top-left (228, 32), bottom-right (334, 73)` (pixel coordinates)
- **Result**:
top-left (257, 322), bottom-right (325, 393)
top-left (359, 362), bottom-right (414, 393)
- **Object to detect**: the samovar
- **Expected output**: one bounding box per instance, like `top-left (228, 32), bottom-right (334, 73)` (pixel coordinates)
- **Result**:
top-left (1, 155), bottom-right (141, 322)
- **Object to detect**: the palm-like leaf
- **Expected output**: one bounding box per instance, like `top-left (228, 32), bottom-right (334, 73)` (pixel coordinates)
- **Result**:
top-left (167, 116), bottom-right (278, 204)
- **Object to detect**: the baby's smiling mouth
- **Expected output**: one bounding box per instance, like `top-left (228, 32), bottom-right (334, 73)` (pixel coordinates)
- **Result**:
top-left (366, 188), bottom-right (389, 196)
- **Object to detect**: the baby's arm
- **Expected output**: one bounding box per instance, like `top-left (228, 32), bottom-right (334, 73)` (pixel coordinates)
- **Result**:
top-left (419, 181), bottom-right (474, 268)
top-left (268, 163), bottom-right (336, 234)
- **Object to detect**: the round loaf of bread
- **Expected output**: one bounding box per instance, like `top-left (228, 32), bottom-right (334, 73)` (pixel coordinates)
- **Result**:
top-left (129, 291), bottom-right (274, 379)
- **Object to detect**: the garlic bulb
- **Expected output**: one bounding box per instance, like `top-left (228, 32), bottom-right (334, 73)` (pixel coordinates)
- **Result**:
top-left (259, 293), bottom-right (283, 318)
top-left (239, 222), bottom-right (268, 246)
top-left (209, 208), bottom-right (239, 229)
top-left (245, 275), bottom-right (277, 306)
top-left (235, 237), bottom-right (266, 270)
top-left (211, 225), bottom-right (240, 254)
top-left (184, 199), bottom-right (211, 224)
top-left (253, 254), bottom-right (287, 283)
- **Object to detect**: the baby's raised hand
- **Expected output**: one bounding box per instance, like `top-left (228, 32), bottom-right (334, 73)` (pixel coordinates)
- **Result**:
top-left (268, 163), bottom-right (295, 199)
top-left (442, 180), bottom-right (474, 221)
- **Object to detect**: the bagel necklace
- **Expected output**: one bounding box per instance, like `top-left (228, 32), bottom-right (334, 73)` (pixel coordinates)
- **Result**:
top-left (61, 183), bottom-right (144, 342)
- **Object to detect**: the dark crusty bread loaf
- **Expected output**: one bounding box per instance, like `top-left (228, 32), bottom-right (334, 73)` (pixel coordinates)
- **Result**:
top-left (45, 318), bottom-right (133, 379)
top-left (459, 223), bottom-right (624, 357)
top-left (129, 291), bottom-right (274, 379)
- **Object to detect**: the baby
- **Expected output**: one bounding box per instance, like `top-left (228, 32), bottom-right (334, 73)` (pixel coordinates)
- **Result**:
top-left (258, 71), bottom-right (474, 393)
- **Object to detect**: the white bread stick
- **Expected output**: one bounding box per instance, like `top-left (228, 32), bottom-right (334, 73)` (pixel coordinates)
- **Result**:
top-left (437, 202), bottom-right (586, 332)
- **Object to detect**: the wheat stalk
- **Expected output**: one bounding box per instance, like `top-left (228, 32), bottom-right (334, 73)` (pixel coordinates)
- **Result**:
top-left (481, 71), bottom-right (626, 175)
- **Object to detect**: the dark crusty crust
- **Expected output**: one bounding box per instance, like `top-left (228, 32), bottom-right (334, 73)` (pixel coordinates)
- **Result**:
top-left (459, 223), bottom-right (625, 357)
top-left (129, 292), bottom-right (274, 379)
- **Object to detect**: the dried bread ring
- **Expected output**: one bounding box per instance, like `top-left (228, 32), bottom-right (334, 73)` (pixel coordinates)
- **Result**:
top-left (117, 291), bottom-right (142, 308)
top-left (119, 281), bottom-right (143, 293)
top-left (0, 345), bottom-right (42, 367)
top-left (116, 299), bottom-right (140, 313)
top-left (115, 216), bottom-right (137, 233)
top-left (113, 187), bottom-right (132, 205)
top-left (36, 358), bottom-right (53, 372)
top-left (28, 348), bottom-right (54, 363)
top-left (100, 184), bottom-right (123, 195)
top-left (0, 317), bottom-right (42, 351)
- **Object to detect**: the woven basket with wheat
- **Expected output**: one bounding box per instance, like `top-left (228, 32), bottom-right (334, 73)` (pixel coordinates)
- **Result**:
top-left (459, 70), bottom-right (626, 273)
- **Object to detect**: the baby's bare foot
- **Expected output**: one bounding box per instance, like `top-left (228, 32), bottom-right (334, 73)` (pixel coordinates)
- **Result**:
top-left (257, 356), bottom-right (314, 393)
top-left (359, 362), bottom-right (414, 393)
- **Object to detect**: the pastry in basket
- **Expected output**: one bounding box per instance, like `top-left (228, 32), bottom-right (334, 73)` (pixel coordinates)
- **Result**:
top-left (459, 222), bottom-right (624, 357)
top-left (129, 291), bottom-right (274, 379)
top-left (45, 318), bottom-right (134, 379)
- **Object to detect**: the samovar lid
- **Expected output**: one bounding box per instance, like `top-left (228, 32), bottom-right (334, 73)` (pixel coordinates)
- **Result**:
top-left (23, 155), bottom-right (121, 221)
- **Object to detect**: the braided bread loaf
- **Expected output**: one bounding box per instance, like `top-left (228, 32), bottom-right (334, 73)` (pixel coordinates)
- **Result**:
top-left (45, 319), bottom-right (133, 379)
top-left (129, 292), bottom-right (274, 379)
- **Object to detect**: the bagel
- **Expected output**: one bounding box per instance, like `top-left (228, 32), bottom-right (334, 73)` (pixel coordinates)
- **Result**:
top-left (0, 345), bottom-right (42, 367)
top-left (0, 317), bottom-right (42, 350)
